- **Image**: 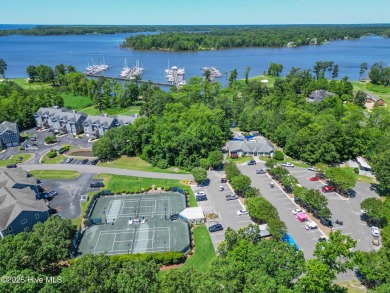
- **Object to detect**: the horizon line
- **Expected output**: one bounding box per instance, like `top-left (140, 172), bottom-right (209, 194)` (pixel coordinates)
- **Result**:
top-left (1, 23), bottom-right (390, 26)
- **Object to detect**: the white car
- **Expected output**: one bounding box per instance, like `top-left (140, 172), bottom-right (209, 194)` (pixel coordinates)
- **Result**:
top-left (371, 226), bottom-right (380, 237)
top-left (195, 191), bottom-right (206, 197)
top-left (237, 209), bottom-right (248, 216)
top-left (281, 162), bottom-right (294, 168)
top-left (308, 166), bottom-right (318, 172)
top-left (292, 208), bottom-right (304, 215)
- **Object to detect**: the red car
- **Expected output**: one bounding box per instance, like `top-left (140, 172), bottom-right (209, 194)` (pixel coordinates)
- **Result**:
top-left (309, 177), bottom-right (319, 181)
top-left (322, 185), bottom-right (335, 193)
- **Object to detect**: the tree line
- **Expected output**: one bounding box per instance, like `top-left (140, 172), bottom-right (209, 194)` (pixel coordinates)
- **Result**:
top-left (121, 25), bottom-right (390, 51)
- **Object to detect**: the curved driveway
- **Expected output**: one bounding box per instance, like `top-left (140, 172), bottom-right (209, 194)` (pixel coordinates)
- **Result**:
top-left (15, 164), bottom-right (193, 180)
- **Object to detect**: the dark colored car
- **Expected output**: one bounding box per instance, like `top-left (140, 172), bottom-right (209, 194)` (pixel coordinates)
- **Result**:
top-left (30, 137), bottom-right (37, 141)
top-left (360, 213), bottom-right (369, 221)
top-left (318, 236), bottom-right (326, 242)
top-left (220, 178), bottom-right (227, 183)
top-left (225, 194), bottom-right (238, 201)
top-left (320, 218), bottom-right (333, 228)
top-left (195, 195), bottom-right (208, 201)
top-left (81, 159), bottom-right (89, 164)
top-left (247, 160), bottom-right (256, 165)
top-left (90, 181), bottom-right (105, 188)
top-left (91, 159), bottom-right (99, 165)
top-left (36, 179), bottom-right (42, 184)
top-left (345, 189), bottom-right (356, 197)
top-left (6, 164), bottom-right (17, 168)
top-left (47, 191), bottom-right (58, 197)
top-left (208, 223), bottom-right (223, 233)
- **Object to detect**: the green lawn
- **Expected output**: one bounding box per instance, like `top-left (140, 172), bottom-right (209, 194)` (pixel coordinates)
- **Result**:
top-left (62, 93), bottom-right (94, 110)
top-left (341, 166), bottom-right (376, 184)
top-left (237, 74), bottom-right (278, 87)
top-left (225, 156), bottom-right (253, 164)
top-left (29, 170), bottom-right (80, 179)
top-left (72, 191), bottom-right (98, 227)
top-left (182, 225), bottom-right (216, 272)
top-left (94, 173), bottom-right (193, 194)
top-left (0, 153), bottom-right (34, 166)
top-left (98, 156), bottom-right (189, 174)
top-left (40, 153), bottom-right (66, 164)
top-left (11, 78), bottom-right (51, 90)
top-left (80, 106), bottom-right (140, 116)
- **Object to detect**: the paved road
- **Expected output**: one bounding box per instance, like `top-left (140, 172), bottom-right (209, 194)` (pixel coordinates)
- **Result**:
top-left (191, 171), bottom-right (252, 251)
top-left (3, 164), bottom-right (193, 180)
top-left (238, 162), bottom-right (326, 259)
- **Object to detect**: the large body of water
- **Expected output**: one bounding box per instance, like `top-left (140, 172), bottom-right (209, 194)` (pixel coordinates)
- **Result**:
top-left (1, 25), bottom-right (389, 83)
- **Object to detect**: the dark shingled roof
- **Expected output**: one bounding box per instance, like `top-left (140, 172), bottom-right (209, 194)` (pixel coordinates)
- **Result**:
top-left (308, 90), bottom-right (336, 103)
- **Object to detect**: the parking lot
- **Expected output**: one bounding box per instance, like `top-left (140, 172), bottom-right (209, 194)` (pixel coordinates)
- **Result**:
top-left (39, 173), bottom-right (98, 219)
top-left (60, 158), bottom-right (97, 166)
top-left (238, 163), bottom-right (325, 259)
top-left (237, 161), bottom-right (380, 258)
top-left (287, 167), bottom-right (380, 252)
top-left (191, 171), bottom-right (253, 250)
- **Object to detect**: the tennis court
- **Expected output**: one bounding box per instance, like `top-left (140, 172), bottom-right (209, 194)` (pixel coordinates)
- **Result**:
top-left (77, 192), bottom-right (190, 256)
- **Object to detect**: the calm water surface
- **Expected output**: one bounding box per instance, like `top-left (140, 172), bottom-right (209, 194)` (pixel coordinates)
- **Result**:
top-left (1, 27), bottom-right (389, 83)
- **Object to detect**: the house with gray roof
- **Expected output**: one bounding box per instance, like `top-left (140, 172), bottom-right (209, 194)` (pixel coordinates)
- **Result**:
top-left (307, 90), bottom-right (336, 103)
top-left (116, 114), bottom-right (139, 127)
top-left (0, 168), bottom-right (40, 197)
top-left (82, 114), bottom-right (118, 138)
top-left (34, 107), bottom-right (87, 135)
top-left (227, 137), bottom-right (274, 158)
top-left (0, 186), bottom-right (49, 238)
top-left (0, 121), bottom-right (20, 148)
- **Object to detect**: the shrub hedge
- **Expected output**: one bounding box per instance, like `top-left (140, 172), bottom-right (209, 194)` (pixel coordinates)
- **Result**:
top-left (110, 251), bottom-right (186, 265)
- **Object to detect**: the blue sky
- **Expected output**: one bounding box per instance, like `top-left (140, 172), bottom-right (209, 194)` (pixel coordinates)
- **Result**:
top-left (2, 0), bottom-right (389, 25)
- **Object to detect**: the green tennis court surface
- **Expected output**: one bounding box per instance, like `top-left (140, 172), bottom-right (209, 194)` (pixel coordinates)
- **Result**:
top-left (77, 192), bottom-right (190, 255)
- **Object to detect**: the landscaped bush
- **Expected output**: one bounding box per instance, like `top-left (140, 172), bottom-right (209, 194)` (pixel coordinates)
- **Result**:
top-left (47, 151), bottom-right (57, 158)
top-left (44, 135), bottom-right (57, 144)
top-left (110, 251), bottom-right (186, 265)
top-left (58, 145), bottom-right (70, 154)
top-left (274, 150), bottom-right (284, 161)
top-left (354, 167), bottom-right (360, 174)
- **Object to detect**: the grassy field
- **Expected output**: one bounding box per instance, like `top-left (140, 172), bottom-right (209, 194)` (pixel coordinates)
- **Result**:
top-left (98, 156), bottom-right (189, 174)
top-left (11, 78), bottom-right (51, 90)
top-left (237, 74), bottom-right (277, 87)
top-left (80, 106), bottom-right (140, 116)
top-left (29, 170), bottom-right (80, 179)
top-left (62, 93), bottom-right (94, 110)
top-left (0, 153), bottom-right (34, 166)
top-left (40, 153), bottom-right (66, 164)
top-left (94, 173), bottom-right (194, 195)
top-left (182, 225), bottom-right (216, 272)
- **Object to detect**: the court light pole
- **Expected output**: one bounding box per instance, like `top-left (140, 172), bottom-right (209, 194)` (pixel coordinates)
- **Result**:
top-left (127, 242), bottom-right (131, 254)
top-left (90, 245), bottom-right (94, 254)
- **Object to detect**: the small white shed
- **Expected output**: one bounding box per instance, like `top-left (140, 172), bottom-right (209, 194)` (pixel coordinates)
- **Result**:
top-left (179, 207), bottom-right (206, 224)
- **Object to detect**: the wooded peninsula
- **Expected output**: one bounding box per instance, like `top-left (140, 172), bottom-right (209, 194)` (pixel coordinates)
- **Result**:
top-left (1, 24), bottom-right (390, 51)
